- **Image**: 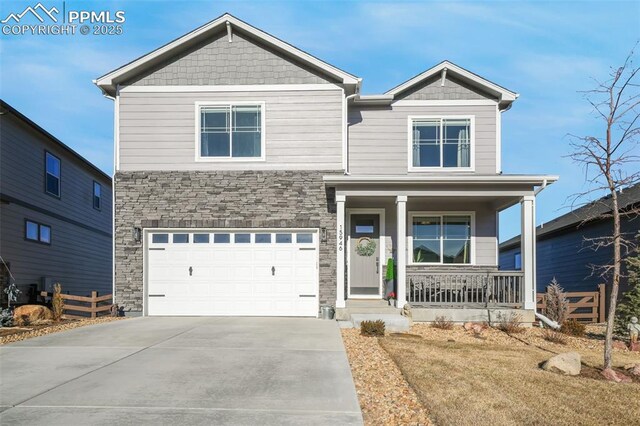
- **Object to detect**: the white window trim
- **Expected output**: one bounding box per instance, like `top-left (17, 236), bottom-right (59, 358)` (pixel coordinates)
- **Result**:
top-left (407, 211), bottom-right (476, 266)
top-left (407, 115), bottom-right (475, 172)
top-left (194, 101), bottom-right (266, 162)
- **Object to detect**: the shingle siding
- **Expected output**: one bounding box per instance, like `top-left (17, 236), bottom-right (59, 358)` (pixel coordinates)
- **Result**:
top-left (396, 75), bottom-right (496, 101)
top-left (124, 30), bottom-right (338, 86)
top-left (114, 170), bottom-right (336, 313)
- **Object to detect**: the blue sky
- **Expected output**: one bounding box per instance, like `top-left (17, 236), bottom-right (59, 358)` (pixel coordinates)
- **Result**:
top-left (1, 0), bottom-right (639, 240)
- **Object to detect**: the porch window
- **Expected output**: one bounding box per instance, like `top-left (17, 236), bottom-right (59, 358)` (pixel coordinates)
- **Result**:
top-left (410, 117), bottom-right (471, 169)
top-left (198, 103), bottom-right (264, 160)
top-left (412, 215), bottom-right (471, 264)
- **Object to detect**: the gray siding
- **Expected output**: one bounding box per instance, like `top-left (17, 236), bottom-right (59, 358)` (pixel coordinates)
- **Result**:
top-left (348, 104), bottom-right (497, 175)
top-left (125, 30), bottom-right (338, 86)
top-left (114, 170), bottom-right (336, 313)
top-left (0, 113), bottom-right (112, 300)
top-left (346, 198), bottom-right (498, 266)
top-left (118, 89), bottom-right (344, 171)
top-left (396, 75), bottom-right (496, 101)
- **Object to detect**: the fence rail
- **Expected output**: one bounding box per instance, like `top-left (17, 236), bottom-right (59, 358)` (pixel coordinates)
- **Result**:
top-left (40, 291), bottom-right (113, 319)
top-left (536, 284), bottom-right (605, 323)
top-left (407, 270), bottom-right (524, 307)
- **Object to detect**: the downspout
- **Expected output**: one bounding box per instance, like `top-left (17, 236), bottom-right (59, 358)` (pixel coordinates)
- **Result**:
top-left (534, 178), bottom-right (548, 196)
top-left (100, 89), bottom-right (117, 302)
top-left (343, 93), bottom-right (358, 175)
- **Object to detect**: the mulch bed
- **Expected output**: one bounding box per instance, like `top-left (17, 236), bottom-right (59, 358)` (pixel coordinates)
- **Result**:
top-left (0, 316), bottom-right (126, 345)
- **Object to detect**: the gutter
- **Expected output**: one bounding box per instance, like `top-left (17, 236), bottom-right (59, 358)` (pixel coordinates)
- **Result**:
top-left (534, 178), bottom-right (550, 196)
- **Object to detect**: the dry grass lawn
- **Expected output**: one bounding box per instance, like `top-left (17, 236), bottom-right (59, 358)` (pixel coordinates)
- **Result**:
top-left (379, 325), bottom-right (640, 426)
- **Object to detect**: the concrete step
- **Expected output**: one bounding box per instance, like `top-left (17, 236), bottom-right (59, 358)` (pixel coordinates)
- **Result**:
top-left (350, 314), bottom-right (411, 332)
top-left (345, 299), bottom-right (392, 308)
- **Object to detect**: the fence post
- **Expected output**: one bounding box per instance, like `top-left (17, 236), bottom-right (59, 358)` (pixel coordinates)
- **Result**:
top-left (598, 284), bottom-right (606, 323)
top-left (91, 291), bottom-right (97, 319)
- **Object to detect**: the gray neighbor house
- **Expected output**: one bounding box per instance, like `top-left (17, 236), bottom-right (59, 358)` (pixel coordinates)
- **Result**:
top-left (95, 14), bottom-right (557, 323)
top-left (0, 100), bottom-right (112, 303)
top-left (500, 184), bottom-right (640, 306)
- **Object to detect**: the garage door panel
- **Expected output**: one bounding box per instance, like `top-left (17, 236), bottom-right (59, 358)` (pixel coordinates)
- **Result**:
top-left (147, 230), bottom-right (318, 317)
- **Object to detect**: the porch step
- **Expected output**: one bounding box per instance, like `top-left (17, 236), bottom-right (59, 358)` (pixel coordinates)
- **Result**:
top-left (345, 299), bottom-right (392, 308)
top-left (350, 314), bottom-right (411, 332)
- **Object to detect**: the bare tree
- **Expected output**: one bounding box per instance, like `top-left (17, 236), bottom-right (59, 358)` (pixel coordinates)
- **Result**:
top-left (568, 45), bottom-right (640, 371)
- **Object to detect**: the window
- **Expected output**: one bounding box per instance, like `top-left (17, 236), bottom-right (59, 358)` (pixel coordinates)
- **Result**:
top-left (173, 234), bottom-right (189, 243)
top-left (214, 233), bottom-right (230, 244)
top-left (276, 233), bottom-right (292, 243)
top-left (411, 214), bottom-right (472, 264)
top-left (198, 103), bottom-right (264, 160)
top-left (255, 233), bottom-right (271, 243)
top-left (194, 234), bottom-right (210, 243)
top-left (45, 152), bottom-right (61, 197)
top-left (93, 182), bottom-right (102, 210)
top-left (296, 233), bottom-right (313, 243)
top-left (152, 234), bottom-right (169, 243)
top-left (514, 252), bottom-right (522, 270)
top-left (25, 220), bottom-right (51, 244)
top-left (410, 117), bottom-right (472, 169)
top-left (234, 233), bottom-right (251, 243)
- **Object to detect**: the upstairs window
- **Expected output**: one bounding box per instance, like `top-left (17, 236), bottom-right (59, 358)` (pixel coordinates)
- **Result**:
top-left (45, 151), bottom-right (61, 197)
top-left (410, 117), bottom-right (472, 169)
top-left (93, 181), bottom-right (102, 210)
top-left (198, 103), bottom-right (264, 160)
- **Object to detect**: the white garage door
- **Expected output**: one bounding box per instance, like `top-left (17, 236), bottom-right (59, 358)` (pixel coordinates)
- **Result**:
top-left (146, 230), bottom-right (319, 317)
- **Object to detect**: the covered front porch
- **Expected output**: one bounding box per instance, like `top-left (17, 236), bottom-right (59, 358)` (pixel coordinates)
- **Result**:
top-left (325, 175), bottom-right (556, 322)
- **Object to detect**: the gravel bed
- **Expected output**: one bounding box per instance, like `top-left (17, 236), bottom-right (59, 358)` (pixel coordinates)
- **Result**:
top-left (0, 317), bottom-right (126, 345)
top-left (341, 329), bottom-right (432, 426)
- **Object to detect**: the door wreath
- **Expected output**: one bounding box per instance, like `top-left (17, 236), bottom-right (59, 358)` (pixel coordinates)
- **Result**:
top-left (355, 237), bottom-right (377, 257)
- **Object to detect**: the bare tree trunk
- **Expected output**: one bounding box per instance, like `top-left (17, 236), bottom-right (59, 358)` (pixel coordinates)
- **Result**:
top-left (604, 187), bottom-right (621, 370)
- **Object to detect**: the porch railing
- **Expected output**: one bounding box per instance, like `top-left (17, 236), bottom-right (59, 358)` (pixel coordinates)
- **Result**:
top-left (407, 269), bottom-right (524, 307)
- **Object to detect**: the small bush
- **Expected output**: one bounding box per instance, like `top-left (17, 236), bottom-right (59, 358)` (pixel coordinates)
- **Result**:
top-left (432, 316), bottom-right (454, 330)
top-left (495, 312), bottom-right (525, 334)
top-left (0, 308), bottom-right (13, 327)
top-left (543, 329), bottom-right (567, 345)
top-left (360, 320), bottom-right (385, 336)
top-left (543, 278), bottom-right (569, 325)
top-left (52, 283), bottom-right (64, 322)
top-left (560, 319), bottom-right (586, 337)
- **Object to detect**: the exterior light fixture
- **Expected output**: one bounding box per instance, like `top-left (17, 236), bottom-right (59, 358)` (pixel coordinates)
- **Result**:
top-left (320, 227), bottom-right (327, 243)
top-left (132, 227), bottom-right (142, 243)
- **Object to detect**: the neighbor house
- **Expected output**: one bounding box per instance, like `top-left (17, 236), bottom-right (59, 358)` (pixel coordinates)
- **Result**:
top-left (0, 100), bottom-right (113, 304)
top-left (500, 183), bottom-right (640, 307)
top-left (94, 14), bottom-right (557, 322)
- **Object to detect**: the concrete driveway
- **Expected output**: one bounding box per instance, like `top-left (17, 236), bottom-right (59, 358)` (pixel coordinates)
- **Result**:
top-left (0, 317), bottom-right (363, 425)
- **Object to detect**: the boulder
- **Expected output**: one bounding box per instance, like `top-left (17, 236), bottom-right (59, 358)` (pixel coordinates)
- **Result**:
top-left (624, 363), bottom-right (640, 377)
top-left (463, 322), bottom-right (474, 331)
top-left (13, 305), bottom-right (53, 326)
top-left (541, 352), bottom-right (581, 376)
top-left (612, 340), bottom-right (628, 351)
top-left (630, 342), bottom-right (640, 352)
top-left (601, 368), bottom-right (633, 383)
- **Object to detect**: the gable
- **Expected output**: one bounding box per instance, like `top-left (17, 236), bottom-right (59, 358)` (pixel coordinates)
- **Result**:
top-left (395, 74), bottom-right (498, 101)
top-left (123, 29), bottom-right (339, 86)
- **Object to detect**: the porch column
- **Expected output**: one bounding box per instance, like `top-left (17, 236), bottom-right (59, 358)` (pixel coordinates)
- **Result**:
top-left (336, 195), bottom-right (346, 308)
top-left (521, 195), bottom-right (536, 310)
top-left (396, 195), bottom-right (407, 309)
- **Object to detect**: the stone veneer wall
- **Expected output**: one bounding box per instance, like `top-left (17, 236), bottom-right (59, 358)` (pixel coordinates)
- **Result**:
top-left (115, 170), bottom-right (337, 314)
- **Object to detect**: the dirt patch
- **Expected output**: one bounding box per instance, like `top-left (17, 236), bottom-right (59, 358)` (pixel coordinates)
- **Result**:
top-left (341, 329), bottom-right (432, 426)
top-left (1, 316), bottom-right (126, 345)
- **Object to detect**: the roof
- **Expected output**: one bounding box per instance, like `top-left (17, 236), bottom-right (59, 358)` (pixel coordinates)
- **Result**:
top-left (95, 13), bottom-right (361, 96)
top-left (500, 183), bottom-right (640, 250)
top-left (323, 174), bottom-right (558, 186)
top-left (384, 61), bottom-right (519, 109)
top-left (0, 100), bottom-right (112, 182)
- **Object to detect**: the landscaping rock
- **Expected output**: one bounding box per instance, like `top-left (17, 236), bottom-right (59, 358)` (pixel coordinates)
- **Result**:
top-left (601, 368), bottom-right (632, 383)
top-left (541, 352), bottom-right (581, 376)
top-left (624, 363), bottom-right (640, 377)
top-left (629, 342), bottom-right (640, 352)
top-left (463, 322), bottom-right (474, 331)
top-left (612, 340), bottom-right (628, 351)
top-left (13, 305), bottom-right (53, 326)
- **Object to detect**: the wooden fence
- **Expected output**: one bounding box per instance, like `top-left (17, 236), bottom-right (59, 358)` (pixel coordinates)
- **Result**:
top-left (536, 284), bottom-right (606, 323)
top-left (40, 291), bottom-right (113, 319)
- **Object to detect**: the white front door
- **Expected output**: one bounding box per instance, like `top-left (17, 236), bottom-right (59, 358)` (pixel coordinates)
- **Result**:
top-left (146, 230), bottom-right (318, 316)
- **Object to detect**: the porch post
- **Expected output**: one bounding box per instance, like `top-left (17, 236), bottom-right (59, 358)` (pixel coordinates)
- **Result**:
top-left (336, 194), bottom-right (346, 308)
top-left (396, 195), bottom-right (407, 309)
top-left (521, 195), bottom-right (536, 310)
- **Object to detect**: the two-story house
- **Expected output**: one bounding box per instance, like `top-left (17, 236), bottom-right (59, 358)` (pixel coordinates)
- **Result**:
top-left (0, 100), bottom-right (113, 303)
top-left (95, 14), bottom-right (557, 322)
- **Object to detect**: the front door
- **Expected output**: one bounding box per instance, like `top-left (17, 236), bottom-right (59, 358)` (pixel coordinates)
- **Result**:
top-left (348, 214), bottom-right (381, 297)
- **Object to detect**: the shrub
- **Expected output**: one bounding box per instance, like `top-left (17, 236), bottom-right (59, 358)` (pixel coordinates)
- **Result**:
top-left (360, 320), bottom-right (385, 336)
top-left (52, 283), bottom-right (64, 321)
top-left (0, 308), bottom-right (13, 327)
top-left (560, 318), bottom-right (586, 337)
top-left (543, 329), bottom-right (567, 345)
top-left (431, 316), bottom-right (454, 330)
top-left (615, 249), bottom-right (640, 336)
top-left (495, 312), bottom-right (525, 334)
top-left (543, 278), bottom-right (569, 325)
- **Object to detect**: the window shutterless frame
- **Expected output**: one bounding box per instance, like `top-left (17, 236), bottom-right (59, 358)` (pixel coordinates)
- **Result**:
top-left (93, 181), bottom-right (102, 210)
top-left (44, 151), bottom-right (61, 198)
top-left (24, 219), bottom-right (52, 245)
top-left (194, 101), bottom-right (266, 162)
top-left (407, 115), bottom-right (475, 172)
top-left (407, 211), bottom-right (475, 265)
